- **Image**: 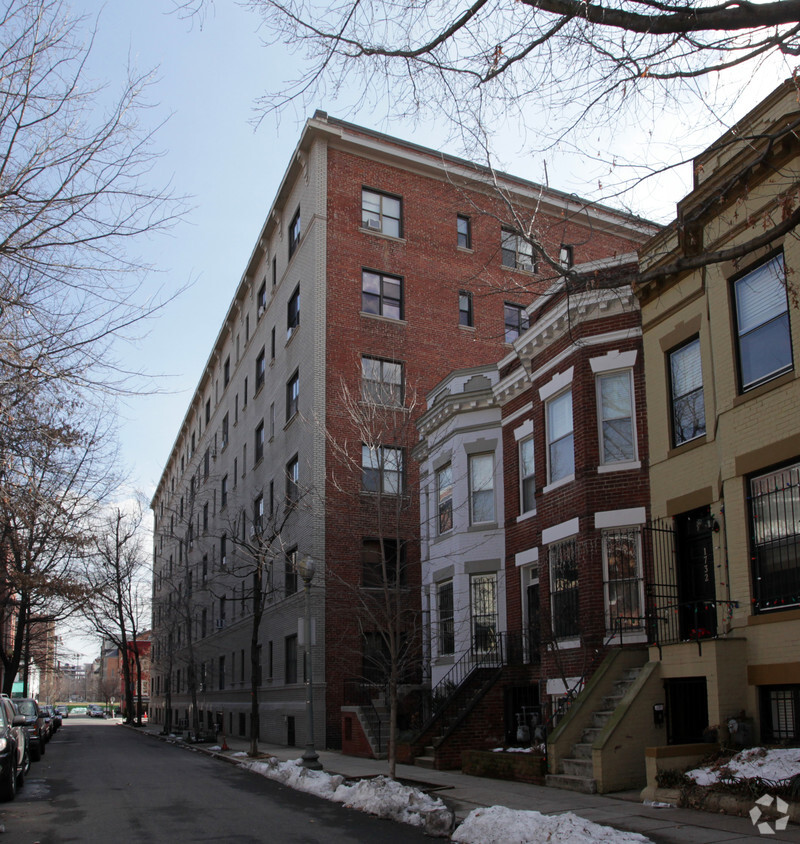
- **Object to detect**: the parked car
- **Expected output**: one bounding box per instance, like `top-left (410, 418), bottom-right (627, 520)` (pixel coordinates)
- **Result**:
top-left (87, 704), bottom-right (103, 718)
top-left (55, 705), bottom-right (68, 719)
top-left (0, 702), bottom-right (24, 800)
top-left (14, 699), bottom-right (45, 761)
top-left (48, 706), bottom-right (62, 731)
top-left (38, 705), bottom-right (53, 741)
top-left (0, 698), bottom-right (29, 788)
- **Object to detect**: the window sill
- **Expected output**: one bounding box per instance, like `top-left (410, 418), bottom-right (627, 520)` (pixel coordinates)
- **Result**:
top-left (456, 245), bottom-right (473, 254)
top-left (286, 326), bottom-right (299, 347)
top-left (434, 655), bottom-right (455, 665)
top-left (254, 384), bottom-right (264, 399)
top-left (360, 311), bottom-right (407, 326)
top-left (468, 522), bottom-right (498, 532)
top-left (358, 399), bottom-right (409, 413)
top-left (284, 412), bottom-right (298, 430)
top-left (553, 637), bottom-right (580, 650)
top-left (598, 460), bottom-right (641, 474)
top-left (501, 263), bottom-right (536, 275)
top-left (432, 531), bottom-right (453, 545)
top-left (358, 226), bottom-right (406, 244)
top-left (543, 474), bottom-right (574, 495)
top-left (667, 435), bottom-right (706, 459)
top-left (733, 368), bottom-right (794, 406)
top-left (459, 324), bottom-right (476, 332)
top-left (516, 509), bottom-right (536, 523)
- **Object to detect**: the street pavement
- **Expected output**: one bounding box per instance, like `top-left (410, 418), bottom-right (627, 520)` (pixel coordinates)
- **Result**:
top-left (140, 721), bottom-right (800, 844)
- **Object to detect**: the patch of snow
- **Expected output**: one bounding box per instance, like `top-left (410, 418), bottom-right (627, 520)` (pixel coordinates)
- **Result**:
top-left (493, 746), bottom-right (535, 754)
top-left (244, 758), bottom-right (452, 836)
top-left (452, 806), bottom-right (653, 844)
top-left (208, 745), bottom-right (222, 751)
top-left (686, 747), bottom-right (800, 787)
top-left (232, 751), bottom-right (249, 757)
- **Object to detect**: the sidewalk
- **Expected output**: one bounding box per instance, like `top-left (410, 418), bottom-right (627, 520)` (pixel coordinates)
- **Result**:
top-left (137, 724), bottom-right (800, 843)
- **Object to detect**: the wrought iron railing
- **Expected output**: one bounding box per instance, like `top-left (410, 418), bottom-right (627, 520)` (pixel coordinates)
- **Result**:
top-left (644, 597), bottom-right (739, 654)
top-left (342, 678), bottom-right (385, 753)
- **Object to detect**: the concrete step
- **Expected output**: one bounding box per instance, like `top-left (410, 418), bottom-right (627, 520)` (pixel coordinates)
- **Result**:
top-left (562, 757), bottom-right (594, 778)
top-left (592, 710), bottom-right (614, 728)
top-left (580, 726), bottom-right (604, 743)
top-left (415, 755), bottom-right (435, 769)
top-left (546, 773), bottom-right (597, 794)
top-left (572, 742), bottom-right (593, 759)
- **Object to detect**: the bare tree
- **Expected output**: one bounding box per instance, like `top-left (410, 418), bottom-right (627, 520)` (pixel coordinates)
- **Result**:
top-left (85, 502), bottom-right (150, 725)
top-left (325, 374), bottom-right (423, 779)
top-left (0, 376), bottom-right (117, 695)
top-left (0, 0), bottom-right (182, 398)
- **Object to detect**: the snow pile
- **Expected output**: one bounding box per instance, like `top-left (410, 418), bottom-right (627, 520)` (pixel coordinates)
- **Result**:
top-left (452, 806), bottom-right (652, 844)
top-left (492, 746), bottom-right (545, 754)
top-left (687, 747), bottom-right (800, 786)
top-left (245, 757), bottom-right (453, 836)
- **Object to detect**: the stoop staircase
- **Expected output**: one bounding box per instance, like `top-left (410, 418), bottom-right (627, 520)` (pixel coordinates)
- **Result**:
top-left (546, 664), bottom-right (643, 793)
top-left (413, 665), bottom-right (502, 768)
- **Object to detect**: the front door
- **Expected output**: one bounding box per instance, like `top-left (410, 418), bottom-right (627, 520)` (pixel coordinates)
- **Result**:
top-left (676, 507), bottom-right (716, 639)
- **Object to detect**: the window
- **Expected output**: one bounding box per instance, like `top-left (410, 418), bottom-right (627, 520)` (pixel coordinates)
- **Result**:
top-left (459, 291), bottom-right (473, 327)
top-left (271, 256), bottom-right (277, 288)
top-left (288, 208), bottom-right (300, 258)
top-left (504, 302), bottom-right (529, 343)
top-left (222, 412), bottom-right (229, 449)
top-left (469, 453), bottom-right (495, 524)
top-left (220, 533), bottom-right (227, 567)
top-left (203, 448), bottom-right (210, 479)
top-left (286, 370), bottom-right (299, 421)
top-left (750, 460), bottom-right (800, 612)
top-left (362, 538), bottom-right (406, 588)
top-left (597, 370), bottom-right (636, 464)
top-left (285, 548), bottom-right (298, 597)
top-left (602, 529), bottom-right (643, 632)
top-left (286, 455), bottom-right (299, 504)
top-left (253, 493), bottom-right (264, 532)
top-left (255, 421), bottom-right (264, 464)
top-left (547, 390), bottom-right (574, 483)
top-left (270, 326), bottom-right (275, 360)
top-left (361, 357), bottom-right (403, 406)
top-left (437, 580), bottom-right (455, 655)
top-left (202, 501), bottom-right (209, 532)
top-left (361, 189), bottom-right (402, 237)
top-left (760, 686), bottom-right (800, 742)
top-left (457, 215), bottom-right (471, 249)
top-left (550, 538), bottom-right (579, 638)
top-left (205, 400), bottom-right (210, 425)
top-left (471, 574), bottom-right (497, 652)
top-left (362, 444), bottom-right (403, 494)
top-left (269, 402), bottom-right (275, 439)
top-left (218, 656), bottom-right (226, 690)
top-left (362, 270), bottom-right (403, 320)
top-left (437, 463), bottom-right (453, 534)
top-left (559, 244), bottom-right (573, 269)
top-left (221, 475), bottom-right (228, 508)
top-left (243, 376), bottom-right (248, 406)
top-left (501, 228), bottom-right (535, 271)
top-left (255, 348), bottom-right (266, 393)
top-left (257, 280), bottom-right (267, 317)
top-left (285, 635), bottom-right (298, 684)
top-left (733, 253), bottom-right (792, 391)
top-left (519, 437), bottom-right (535, 513)
top-left (223, 356), bottom-right (230, 387)
top-left (669, 337), bottom-right (705, 447)
top-left (287, 284), bottom-right (300, 340)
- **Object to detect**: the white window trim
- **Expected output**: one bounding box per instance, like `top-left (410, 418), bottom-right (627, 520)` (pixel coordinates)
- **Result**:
top-left (590, 349), bottom-right (638, 373)
top-left (538, 366), bottom-right (574, 402)
top-left (601, 526), bottom-right (646, 639)
top-left (518, 435), bottom-right (536, 519)
top-left (598, 460), bottom-right (641, 474)
top-left (542, 473), bottom-right (575, 495)
top-left (515, 546), bottom-right (539, 568)
top-left (542, 516), bottom-right (580, 545)
top-left (513, 419), bottom-right (534, 441)
top-left (595, 507), bottom-right (646, 529)
top-left (544, 387), bottom-right (574, 488)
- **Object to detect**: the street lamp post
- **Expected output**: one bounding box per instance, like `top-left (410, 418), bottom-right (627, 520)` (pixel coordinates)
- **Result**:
top-left (297, 555), bottom-right (321, 770)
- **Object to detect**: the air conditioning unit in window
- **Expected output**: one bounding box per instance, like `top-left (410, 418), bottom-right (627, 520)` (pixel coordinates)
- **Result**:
top-left (518, 261), bottom-right (534, 272)
top-left (257, 304), bottom-right (265, 319)
top-left (365, 219), bottom-right (381, 231)
top-left (215, 619), bottom-right (225, 629)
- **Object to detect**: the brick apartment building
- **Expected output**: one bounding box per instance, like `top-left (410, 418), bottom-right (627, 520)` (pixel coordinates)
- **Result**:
top-left (413, 256), bottom-right (652, 772)
top-left (149, 112), bottom-right (654, 751)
